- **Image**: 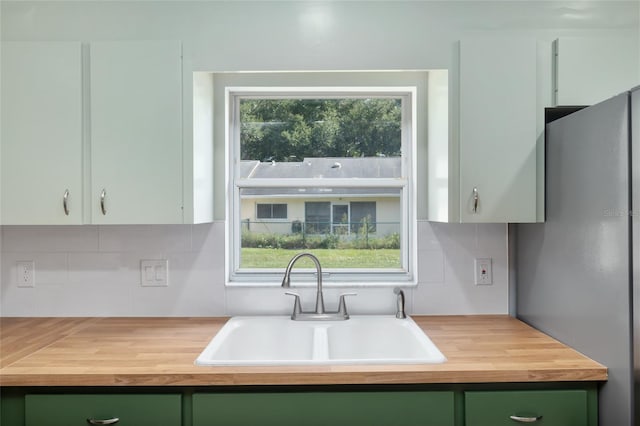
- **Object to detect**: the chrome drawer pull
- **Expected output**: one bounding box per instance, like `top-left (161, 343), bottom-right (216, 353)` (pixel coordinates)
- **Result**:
top-left (509, 415), bottom-right (542, 423)
top-left (87, 417), bottom-right (119, 425)
top-left (63, 189), bottom-right (70, 216)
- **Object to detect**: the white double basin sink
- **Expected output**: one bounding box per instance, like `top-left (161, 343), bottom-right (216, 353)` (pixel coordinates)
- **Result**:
top-left (195, 315), bottom-right (446, 366)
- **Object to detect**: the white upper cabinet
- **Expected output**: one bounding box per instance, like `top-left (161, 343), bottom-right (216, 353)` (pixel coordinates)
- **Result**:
top-left (553, 36), bottom-right (640, 106)
top-left (1, 40), bottom-right (212, 225)
top-left (1, 42), bottom-right (83, 224)
top-left (89, 41), bottom-right (183, 224)
top-left (429, 37), bottom-right (538, 223)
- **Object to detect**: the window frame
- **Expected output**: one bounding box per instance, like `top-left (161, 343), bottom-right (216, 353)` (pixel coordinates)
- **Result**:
top-left (225, 86), bottom-right (417, 287)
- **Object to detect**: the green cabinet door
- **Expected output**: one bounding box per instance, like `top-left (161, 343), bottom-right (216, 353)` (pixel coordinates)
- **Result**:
top-left (465, 390), bottom-right (588, 426)
top-left (25, 394), bottom-right (181, 426)
top-left (193, 391), bottom-right (454, 426)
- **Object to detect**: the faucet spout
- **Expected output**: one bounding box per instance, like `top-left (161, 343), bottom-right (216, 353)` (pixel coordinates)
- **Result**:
top-left (281, 252), bottom-right (325, 314)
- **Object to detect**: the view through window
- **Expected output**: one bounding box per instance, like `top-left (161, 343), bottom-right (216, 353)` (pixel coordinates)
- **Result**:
top-left (229, 89), bottom-right (415, 283)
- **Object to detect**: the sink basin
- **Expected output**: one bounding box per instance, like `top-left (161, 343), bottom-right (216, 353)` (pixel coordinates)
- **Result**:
top-left (195, 315), bottom-right (446, 366)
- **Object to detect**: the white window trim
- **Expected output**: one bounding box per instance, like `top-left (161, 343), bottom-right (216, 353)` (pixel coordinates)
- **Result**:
top-left (225, 86), bottom-right (418, 288)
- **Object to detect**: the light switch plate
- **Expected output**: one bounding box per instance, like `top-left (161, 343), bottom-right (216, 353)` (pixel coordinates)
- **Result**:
top-left (140, 259), bottom-right (169, 287)
top-left (474, 257), bottom-right (492, 285)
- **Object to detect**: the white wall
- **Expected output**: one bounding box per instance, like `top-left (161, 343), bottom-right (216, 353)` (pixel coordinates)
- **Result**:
top-left (0, 1), bottom-right (637, 316)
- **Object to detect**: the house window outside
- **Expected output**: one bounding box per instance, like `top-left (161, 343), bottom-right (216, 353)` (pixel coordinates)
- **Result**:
top-left (350, 201), bottom-right (376, 234)
top-left (257, 203), bottom-right (287, 220)
top-left (228, 86), bottom-right (416, 285)
top-left (305, 202), bottom-right (331, 234)
top-left (302, 201), bottom-right (376, 236)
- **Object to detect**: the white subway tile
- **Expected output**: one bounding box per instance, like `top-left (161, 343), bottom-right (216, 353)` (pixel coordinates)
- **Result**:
top-left (98, 225), bottom-right (191, 253)
top-left (61, 280), bottom-right (133, 316)
top-left (191, 221), bottom-right (225, 254)
top-left (1, 226), bottom-right (98, 252)
top-left (68, 252), bottom-right (141, 286)
top-left (477, 223), bottom-right (508, 252)
top-left (416, 249), bottom-right (445, 284)
top-left (416, 220), bottom-right (443, 251)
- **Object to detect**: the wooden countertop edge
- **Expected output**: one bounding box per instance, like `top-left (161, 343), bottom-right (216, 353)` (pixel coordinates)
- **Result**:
top-left (0, 369), bottom-right (608, 387)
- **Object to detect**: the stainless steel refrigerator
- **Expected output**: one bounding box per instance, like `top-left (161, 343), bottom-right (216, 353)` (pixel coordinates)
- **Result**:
top-left (516, 87), bottom-right (639, 426)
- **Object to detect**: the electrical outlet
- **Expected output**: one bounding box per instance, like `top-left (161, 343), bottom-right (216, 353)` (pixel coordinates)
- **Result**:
top-left (140, 259), bottom-right (169, 287)
top-left (474, 257), bottom-right (492, 285)
top-left (16, 261), bottom-right (35, 287)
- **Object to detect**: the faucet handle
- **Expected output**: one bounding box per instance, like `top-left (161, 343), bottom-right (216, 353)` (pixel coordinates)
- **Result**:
top-left (337, 293), bottom-right (357, 318)
top-left (284, 292), bottom-right (303, 318)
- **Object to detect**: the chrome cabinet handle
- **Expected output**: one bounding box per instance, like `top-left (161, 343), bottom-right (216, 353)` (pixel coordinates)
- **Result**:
top-left (100, 189), bottom-right (107, 215)
top-left (509, 415), bottom-right (542, 423)
top-left (87, 418), bottom-right (119, 425)
top-left (472, 187), bottom-right (479, 213)
top-left (63, 189), bottom-right (70, 216)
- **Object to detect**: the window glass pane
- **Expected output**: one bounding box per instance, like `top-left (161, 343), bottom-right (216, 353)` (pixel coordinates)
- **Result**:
top-left (351, 201), bottom-right (377, 233)
top-left (240, 98), bottom-right (402, 163)
top-left (332, 204), bottom-right (349, 235)
top-left (305, 202), bottom-right (331, 234)
top-left (238, 188), bottom-right (402, 269)
top-left (256, 204), bottom-right (272, 219)
top-left (272, 203), bottom-right (287, 219)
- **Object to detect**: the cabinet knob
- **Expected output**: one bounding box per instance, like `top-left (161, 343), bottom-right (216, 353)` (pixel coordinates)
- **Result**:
top-left (87, 418), bottom-right (120, 425)
top-left (509, 415), bottom-right (542, 423)
top-left (63, 189), bottom-right (70, 216)
top-left (100, 188), bottom-right (107, 215)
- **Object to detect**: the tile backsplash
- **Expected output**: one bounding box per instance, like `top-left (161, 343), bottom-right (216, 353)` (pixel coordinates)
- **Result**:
top-left (0, 221), bottom-right (508, 316)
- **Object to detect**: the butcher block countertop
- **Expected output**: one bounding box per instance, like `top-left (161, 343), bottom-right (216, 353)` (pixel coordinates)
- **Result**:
top-left (0, 315), bottom-right (607, 387)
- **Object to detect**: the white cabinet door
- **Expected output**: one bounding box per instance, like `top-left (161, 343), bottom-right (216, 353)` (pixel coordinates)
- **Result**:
top-left (1, 42), bottom-right (83, 224)
top-left (554, 36), bottom-right (639, 106)
top-left (458, 37), bottom-right (538, 223)
top-left (90, 41), bottom-right (183, 224)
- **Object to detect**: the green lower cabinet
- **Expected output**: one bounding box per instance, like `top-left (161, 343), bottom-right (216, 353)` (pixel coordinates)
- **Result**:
top-left (25, 394), bottom-right (182, 426)
top-left (193, 391), bottom-right (455, 426)
top-left (465, 390), bottom-right (589, 426)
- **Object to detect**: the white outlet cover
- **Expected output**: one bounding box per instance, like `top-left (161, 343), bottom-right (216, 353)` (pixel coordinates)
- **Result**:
top-left (474, 257), bottom-right (493, 285)
top-left (16, 261), bottom-right (35, 287)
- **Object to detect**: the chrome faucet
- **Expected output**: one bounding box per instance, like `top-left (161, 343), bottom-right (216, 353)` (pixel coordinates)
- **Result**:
top-left (281, 252), bottom-right (354, 321)
top-left (394, 287), bottom-right (407, 319)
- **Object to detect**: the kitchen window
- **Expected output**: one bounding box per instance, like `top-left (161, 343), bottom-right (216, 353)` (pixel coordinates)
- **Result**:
top-left (226, 84), bottom-right (417, 286)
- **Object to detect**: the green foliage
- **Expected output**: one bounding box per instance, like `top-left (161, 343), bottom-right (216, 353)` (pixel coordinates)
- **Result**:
top-left (241, 231), bottom-right (340, 250)
top-left (240, 98), bottom-right (401, 162)
top-left (241, 230), bottom-right (400, 250)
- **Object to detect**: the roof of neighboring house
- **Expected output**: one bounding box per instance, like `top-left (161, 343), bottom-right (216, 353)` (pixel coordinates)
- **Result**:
top-left (240, 157), bottom-right (401, 179)
top-left (239, 157), bottom-right (402, 198)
